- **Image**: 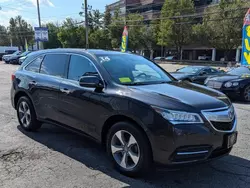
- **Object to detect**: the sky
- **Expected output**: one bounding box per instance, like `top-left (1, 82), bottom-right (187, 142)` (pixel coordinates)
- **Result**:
top-left (0, 0), bottom-right (117, 27)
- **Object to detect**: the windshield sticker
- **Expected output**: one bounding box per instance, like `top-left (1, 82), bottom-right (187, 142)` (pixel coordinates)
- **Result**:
top-left (119, 77), bottom-right (132, 83)
top-left (99, 56), bottom-right (110, 63)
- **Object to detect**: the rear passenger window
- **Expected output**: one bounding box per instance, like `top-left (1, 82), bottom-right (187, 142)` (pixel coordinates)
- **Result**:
top-left (25, 56), bottom-right (44, 73)
top-left (68, 55), bottom-right (97, 81)
top-left (40, 54), bottom-right (68, 78)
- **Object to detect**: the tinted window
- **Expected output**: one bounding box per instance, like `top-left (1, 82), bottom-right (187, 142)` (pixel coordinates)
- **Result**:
top-left (25, 56), bottom-right (44, 73)
top-left (68, 55), bottom-right (97, 81)
top-left (97, 54), bottom-right (172, 85)
top-left (178, 66), bottom-right (203, 74)
top-left (40, 54), bottom-right (68, 78)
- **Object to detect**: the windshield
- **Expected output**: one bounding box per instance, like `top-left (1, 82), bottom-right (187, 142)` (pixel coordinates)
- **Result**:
top-left (177, 66), bottom-right (202, 74)
top-left (97, 54), bottom-right (173, 85)
top-left (227, 67), bottom-right (250, 76)
top-left (13, 51), bottom-right (21, 55)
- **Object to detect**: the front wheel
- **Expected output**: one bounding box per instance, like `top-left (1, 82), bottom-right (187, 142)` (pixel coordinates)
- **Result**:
top-left (106, 122), bottom-right (152, 177)
top-left (242, 85), bottom-right (250, 102)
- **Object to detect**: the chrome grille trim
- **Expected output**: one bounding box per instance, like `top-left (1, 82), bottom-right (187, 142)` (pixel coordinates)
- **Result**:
top-left (201, 106), bottom-right (237, 133)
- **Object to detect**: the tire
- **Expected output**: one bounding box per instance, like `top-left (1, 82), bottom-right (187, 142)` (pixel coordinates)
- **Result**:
top-left (106, 121), bottom-right (152, 177)
top-left (17, 96), bottom-right (42, 131)
top-left (242, 85), bottom-right (250, 102)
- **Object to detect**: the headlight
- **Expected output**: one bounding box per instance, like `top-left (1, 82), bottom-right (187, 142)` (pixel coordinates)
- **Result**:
top-left (152, 106), bottom-right (204, 124)
top-left (224, 82), bottom-right (232, 87)
top-left (224, 82), bottom-right (239, 87)
top-left (232, 82), bottom-right (239, 87)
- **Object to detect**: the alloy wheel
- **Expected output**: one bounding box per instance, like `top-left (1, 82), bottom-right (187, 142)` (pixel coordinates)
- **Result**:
top-left (18, 101), bottom-right (31, 128)
top-left (244, 86), bottom-right (250, 102)
top-left (111, 130), bottom-right (140, 170)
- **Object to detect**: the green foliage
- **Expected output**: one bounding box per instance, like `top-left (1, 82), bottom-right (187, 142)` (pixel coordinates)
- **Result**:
top-left (57, 18), bottom-right (86, 48)
top-left (43, 22), bottom-right (62, 49)
top-left (0, 25), bottom-right (9, 46)
top-left (193, 0), bottom-right (250, 60)
top-left (8, 16), bottom-right (34, 49)
top-left (158, 0), bottom-right (195, 57)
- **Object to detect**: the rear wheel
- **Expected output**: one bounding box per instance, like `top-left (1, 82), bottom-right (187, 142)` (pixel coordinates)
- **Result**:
top-left (17, 96), bottom-right (42, 131)
top-left (106, 122), bottom-right (152, 177)
top-left (242, 85), bottom-right (250, 102)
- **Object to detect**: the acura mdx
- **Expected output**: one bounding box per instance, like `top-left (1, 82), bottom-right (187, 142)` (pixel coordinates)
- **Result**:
top-left (11, 49), bottom-right (237, 177)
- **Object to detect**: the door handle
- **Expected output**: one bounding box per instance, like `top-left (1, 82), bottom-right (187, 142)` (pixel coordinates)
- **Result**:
top-left (60, 88), bottom-right (71, 94)
top-left (29, 81), bottom-right (37, 86)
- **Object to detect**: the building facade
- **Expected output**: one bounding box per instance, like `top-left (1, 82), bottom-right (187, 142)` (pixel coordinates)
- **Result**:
top-left (106, 0), bottom-right (241, 62)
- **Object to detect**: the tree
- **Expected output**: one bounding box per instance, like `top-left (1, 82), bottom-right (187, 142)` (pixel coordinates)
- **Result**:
top-left (104, 8), bottom-right (112, 28)
top-left (88, 9), bottom-right (103, 30)
top-left (0, 25), bottom-right (9, 46)
top-left (8, 16), bottom-right (34, 49)
top-left (57, 18), bottom-right (86, 48)
top-left (108, 9), bottom-right (124, 49)
top-left (158, 0), bottom-right (195, 59)
top-left (43, 22), bottom-right (62, 49)
top-left (193, 0), bottom-right (250, 60)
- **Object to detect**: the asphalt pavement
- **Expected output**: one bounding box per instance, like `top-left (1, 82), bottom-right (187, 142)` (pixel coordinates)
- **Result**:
top-left (0, 61), bottom-right (250, 188)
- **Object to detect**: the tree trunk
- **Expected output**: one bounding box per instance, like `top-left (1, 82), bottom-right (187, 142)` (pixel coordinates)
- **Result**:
top-left (150, 49), bottom-right (154, 60)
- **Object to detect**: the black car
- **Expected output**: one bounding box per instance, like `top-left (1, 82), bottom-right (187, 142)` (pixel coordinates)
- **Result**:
top-left (171, 66), bottom-right (224, 85)
top-left (11, 49), bottom-right (237, 177)
top-left (205, 67), bottom-right (250, 102)
top-left (8, 51), bottom-right (31, 64)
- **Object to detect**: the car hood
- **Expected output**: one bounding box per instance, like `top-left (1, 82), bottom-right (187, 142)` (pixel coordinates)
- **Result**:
top-left (3, 54), bottom-right (13, 58)
top-left (206, 74), bottom-right (240, 82)
top-left (170, 72), bottom-right (194, 79)
top-left (128, 81), bottom-right (230, 112)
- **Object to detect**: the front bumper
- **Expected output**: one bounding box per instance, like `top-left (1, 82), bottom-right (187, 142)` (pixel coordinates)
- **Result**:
top-left (150, 109), bottom-right (237, 166)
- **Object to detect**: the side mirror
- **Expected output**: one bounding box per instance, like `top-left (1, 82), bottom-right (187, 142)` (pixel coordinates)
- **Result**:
top-left (199, 71), bottom-right (207, 75)
top-left (79, 75), bottom-right (104, 89)
top-left (176, 68), bottom-right (180, 71)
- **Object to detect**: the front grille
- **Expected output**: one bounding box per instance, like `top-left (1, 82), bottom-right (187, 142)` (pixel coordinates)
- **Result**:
top-left (211, 117), bottom-right (235, 131)
top-left (207, 81), bottom-right (222, 89)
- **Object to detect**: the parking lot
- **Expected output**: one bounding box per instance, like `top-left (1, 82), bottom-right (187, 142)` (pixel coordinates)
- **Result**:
top-left (1, 61), bottom-right (250, 188)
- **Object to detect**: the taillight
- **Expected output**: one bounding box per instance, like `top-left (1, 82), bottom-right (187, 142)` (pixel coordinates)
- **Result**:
top-left (11, 74), bottom-right (15, 81)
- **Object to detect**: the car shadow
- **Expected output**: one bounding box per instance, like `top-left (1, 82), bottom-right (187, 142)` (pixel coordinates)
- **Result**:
top-left (17, 124), bottom-right (250, 187)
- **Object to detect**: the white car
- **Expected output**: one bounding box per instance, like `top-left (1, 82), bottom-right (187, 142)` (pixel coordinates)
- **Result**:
top-left (198, 55), bottom-right (211, 61)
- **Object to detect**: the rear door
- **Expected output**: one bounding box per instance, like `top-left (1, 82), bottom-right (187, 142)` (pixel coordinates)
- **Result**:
top-left (29, 53), bottom-right (69, 122)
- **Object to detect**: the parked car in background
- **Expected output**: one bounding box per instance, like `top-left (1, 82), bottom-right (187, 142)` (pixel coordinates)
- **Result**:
top-left (8, 51), bottom-right (31, 64)
top-left (165, 56), bottom-right (177, 60)
top-left (171, 66), bottom-right (224, 85)
top-left (205, 66), bottom-right (250, 101)
top-left (154, 56), bottom-right (165, 61)
top-left (2, 51), bottom-right (21, 63)
top-left (11, 49), bottom-right (237, 177)
top-left (198, 54), bottom-right (212, 61)
top-left (0, 46), bottom-right (18, 60)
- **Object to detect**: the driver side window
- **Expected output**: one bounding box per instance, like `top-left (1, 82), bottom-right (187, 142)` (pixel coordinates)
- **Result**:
top-left (68, 55), bottom-right (97, 81)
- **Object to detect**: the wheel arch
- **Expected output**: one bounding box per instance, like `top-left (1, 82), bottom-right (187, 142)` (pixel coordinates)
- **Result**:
top-left (101, 114), bottom-right (153, 153)
top-left (14, 90), bottom-right (34, 110)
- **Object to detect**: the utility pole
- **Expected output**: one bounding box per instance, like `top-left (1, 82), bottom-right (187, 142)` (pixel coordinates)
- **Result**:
top-left (36, 0), bottom-right (42, 50)
top-left (84, 0), bottom-right (89, 49)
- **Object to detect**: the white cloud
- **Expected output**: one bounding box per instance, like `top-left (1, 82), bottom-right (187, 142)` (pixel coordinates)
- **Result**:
top-left (0, 9), bottom-right (20, 26)
top-left (28, 0), bottom-right (55, 7)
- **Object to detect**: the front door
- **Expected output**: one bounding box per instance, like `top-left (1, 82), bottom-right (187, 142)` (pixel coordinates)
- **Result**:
top-left (57, 54), bottom-right (106, 138)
